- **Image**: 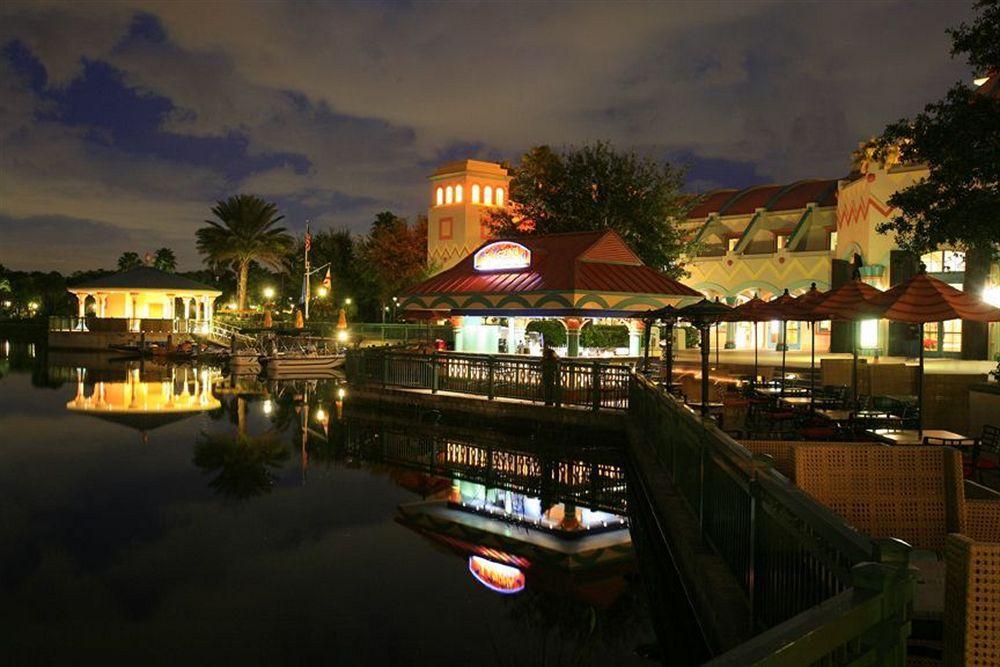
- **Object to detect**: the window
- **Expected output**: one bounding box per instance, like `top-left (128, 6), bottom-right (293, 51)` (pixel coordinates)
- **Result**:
top-left (455, 184), bottom-right (463, 203)
top-left (495, 187), bottom-right (504, 206)
top-left (859, 319), bottom-right (879, 349)
top-left (439, 217), bottom-right (453, 240)
top-left (828, 230), bottom-right (838, 251)
top-left (484, 186), bottom-right (493, 206)
top-left (776, 234), bottom-right (788, 251)
top-left (445, 186), bottom-right (454, 205)
top-left (727, 238), bottom-right (739, 253)
top-left (436, 187), bottom-right (444, 206)
top-left (471, 184), bottom-right (480, 204)
top-left (921, 250), bottom-right (966, 273)
top-left (942, 319), bottom-right (962, 352)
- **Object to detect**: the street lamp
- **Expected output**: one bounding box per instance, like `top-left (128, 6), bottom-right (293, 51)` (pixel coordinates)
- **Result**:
top-left (344, 297), bottom-right (352, 306)
top-left (317, 286), bottom-right (328, 298)
top-left (262, 287), bottom-right (275, 300)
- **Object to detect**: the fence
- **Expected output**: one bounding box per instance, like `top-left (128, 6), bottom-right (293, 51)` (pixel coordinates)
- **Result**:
top-left (629, 374), bottom-right (916, 665)
top-left (348, 348), bottom-right (632, 411)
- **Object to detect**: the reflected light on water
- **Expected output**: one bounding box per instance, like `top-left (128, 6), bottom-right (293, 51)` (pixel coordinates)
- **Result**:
top-left (67, 366), bottom-right (222, 415)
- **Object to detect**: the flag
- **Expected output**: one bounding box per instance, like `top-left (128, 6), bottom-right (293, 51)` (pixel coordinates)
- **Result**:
top-left (304, 231), bottom-right (312, 253)
top-left (322, 268), bottom-right (331, 289)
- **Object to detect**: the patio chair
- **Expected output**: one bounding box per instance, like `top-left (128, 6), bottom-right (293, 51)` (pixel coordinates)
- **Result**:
top-left (963, 425), bottom-right (999, 484)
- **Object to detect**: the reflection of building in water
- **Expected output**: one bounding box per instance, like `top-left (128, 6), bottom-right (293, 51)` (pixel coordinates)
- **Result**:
top-left (66, 366), bottom-right (221, 438)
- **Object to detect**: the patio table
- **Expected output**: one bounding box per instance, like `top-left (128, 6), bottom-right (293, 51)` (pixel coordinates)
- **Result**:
top-left (755, 387), bottom-right (809, 398)
top-left (866, 429), bottom-right (974, 446)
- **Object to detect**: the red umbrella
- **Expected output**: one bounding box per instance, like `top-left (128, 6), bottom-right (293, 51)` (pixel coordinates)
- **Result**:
top-left (790, 284), bottom-right (828, 404)
top-left (876, 269), bottom-right (1000, 431)
top-left (761, 289), bottom-right (799, 395)
top-left (807, 277), bottom-right (887, 403)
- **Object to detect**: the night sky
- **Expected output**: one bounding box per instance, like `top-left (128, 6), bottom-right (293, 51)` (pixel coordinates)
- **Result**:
top-left (0, 1), bottom-right (975, 271)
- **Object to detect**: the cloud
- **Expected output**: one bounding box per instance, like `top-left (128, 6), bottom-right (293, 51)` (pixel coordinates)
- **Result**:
top-left (0, 0), bottom-right (977, 271)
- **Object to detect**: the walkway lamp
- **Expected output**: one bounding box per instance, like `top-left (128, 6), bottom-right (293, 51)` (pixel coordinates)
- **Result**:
top-left (262, 287), bottom-right (275, 300)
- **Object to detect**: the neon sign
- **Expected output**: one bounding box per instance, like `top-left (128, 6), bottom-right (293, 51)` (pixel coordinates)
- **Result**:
top-left (468, 555), bottom-right (526, 594)
top-left (473, 241), bottom-right (531, 272)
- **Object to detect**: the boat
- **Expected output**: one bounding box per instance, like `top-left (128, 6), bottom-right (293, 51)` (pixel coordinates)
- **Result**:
top-left (262, 352), bottom-right (345, 377)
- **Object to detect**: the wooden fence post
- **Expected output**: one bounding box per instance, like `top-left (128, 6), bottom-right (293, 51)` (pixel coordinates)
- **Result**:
top-left (431, 353), bottom-right (439, 394)
top-left (592, 362), bottom-right (601, 411)
top-left (487, 356), bottom-right (495, 400)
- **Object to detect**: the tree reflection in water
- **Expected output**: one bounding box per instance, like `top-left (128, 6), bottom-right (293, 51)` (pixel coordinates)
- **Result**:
top-left (194, 432), bottom-right (289, 499)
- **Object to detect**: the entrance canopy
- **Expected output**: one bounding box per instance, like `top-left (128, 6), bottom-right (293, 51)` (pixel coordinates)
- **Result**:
top-left (402, 231), bottom-right (700, 318)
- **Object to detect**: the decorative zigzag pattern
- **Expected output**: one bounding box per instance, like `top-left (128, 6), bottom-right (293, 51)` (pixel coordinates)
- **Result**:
top-left (836, 194), bottom-right (895, 229)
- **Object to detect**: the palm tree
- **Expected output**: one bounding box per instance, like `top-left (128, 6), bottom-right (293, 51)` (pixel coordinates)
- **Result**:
top-left (196, 195), bottom-right (294, 310)
top-left (153, 247), bottom-right (177, 272)
top-left (117, 251), bottom-right (142, 271)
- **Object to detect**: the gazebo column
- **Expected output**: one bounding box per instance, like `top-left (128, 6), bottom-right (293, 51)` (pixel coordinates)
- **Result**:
top-left (77, 293), bottom-right (89, 318)
top-left (205, 297), bottom-right (214, 323)
top-left (450, 315), bottom-right (464, 352)
top-left (564, 317), bottom-right (583, 357)
top-left (165, 294), bottom-right (175, 320)
top-left (183, 297), bottom-right (192, 321)
top-left (628, 320), bottom-right (643, 357)
top-left (129, 292), bottom-right (139, 331)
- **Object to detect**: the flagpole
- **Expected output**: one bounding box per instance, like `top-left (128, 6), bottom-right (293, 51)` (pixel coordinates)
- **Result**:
top-left (304, 223), bottom-right (311, 321)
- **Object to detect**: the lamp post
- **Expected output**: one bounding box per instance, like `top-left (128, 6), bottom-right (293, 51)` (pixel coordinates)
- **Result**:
top-left (677, 298), bottom-right (731, 418)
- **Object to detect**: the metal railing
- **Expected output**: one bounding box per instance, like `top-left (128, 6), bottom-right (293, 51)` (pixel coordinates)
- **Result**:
top-left (629, 374), bottom-right (916, 664)
top-left (351, 323), bottom-right (454, 344)
top-left (348, 348), bottom-right (632, 411)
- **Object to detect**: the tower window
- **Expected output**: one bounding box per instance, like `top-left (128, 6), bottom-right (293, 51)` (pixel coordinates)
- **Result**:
top-left (445, 186), bottom-right (454, 205)
top-left (776, 234), bottom-right (788, 251)
top-left (436, 187), bottom-right (444, 206)
top-left (484, 186), bottom-right (493, 206)
top-left (471, 184), bottom-right (480, 204)
top-left (455, 184), bottom-right (463, 203)
top-left (439, 218), bottom-right (453, 240)
top-left (828, 231), bottom-right (838, 251)
top-left (496, 187), bottom-right (504, 206)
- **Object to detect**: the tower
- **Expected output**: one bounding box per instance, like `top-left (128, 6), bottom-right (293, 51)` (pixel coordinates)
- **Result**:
top-left (427, 159), bottom-right (511, 274)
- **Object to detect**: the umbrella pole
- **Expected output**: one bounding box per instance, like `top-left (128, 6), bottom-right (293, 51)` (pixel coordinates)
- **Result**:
top-left (754, 322), bottom-right (759, 389)
top-left (700, 323), bottom-right (710, 418)
top-left (810, 321), bottom-right (816, 411)
top-left (780, 320), bottom-right (788, 396)
top-left (715, 323), bottom-right (720, 368)
top-left (917, 323), bottom-right (924, 433)
top-left (642, 318), bottom-right (651, 372)
top-left (666, 321), bottom-right (674, 390)
top-left (852, 320), bottom-right (859, 406)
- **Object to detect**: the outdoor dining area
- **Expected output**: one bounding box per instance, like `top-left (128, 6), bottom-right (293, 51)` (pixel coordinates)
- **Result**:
top-left (640, 265), bottom-right (1000, 665)
top-left (641, 264), bottom-right (1000, 488)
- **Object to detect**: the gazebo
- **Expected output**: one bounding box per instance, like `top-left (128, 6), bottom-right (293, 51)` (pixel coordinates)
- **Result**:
top-left (400, 231), bottom-right (700, 356)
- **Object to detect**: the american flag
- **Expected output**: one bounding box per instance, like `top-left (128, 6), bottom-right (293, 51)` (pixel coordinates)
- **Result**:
top-left (304, 231), bottom-right (312, 253)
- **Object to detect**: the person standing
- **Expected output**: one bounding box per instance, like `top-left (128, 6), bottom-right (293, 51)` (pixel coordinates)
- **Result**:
top-left (542, 345), bottom-right (559, 406)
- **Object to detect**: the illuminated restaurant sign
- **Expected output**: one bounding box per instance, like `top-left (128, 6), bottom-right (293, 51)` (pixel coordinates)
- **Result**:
top-left (468, 555), bottom-right (526, 594)
top-left (473, 241), bottom-right (531, 272)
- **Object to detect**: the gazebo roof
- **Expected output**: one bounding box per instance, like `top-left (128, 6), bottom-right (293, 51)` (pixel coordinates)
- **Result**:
top-left (403, 231), bottom-right (699, 317)
top-left (70, 267), bottom-right (221, 293)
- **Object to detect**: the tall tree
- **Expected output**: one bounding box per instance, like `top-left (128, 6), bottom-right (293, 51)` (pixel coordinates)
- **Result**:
top-left (870, 0), bottom-right (1000, 358)
top-left (486, 142), bottom-right (692, 277)
top-left (117, 251), bottom-right (142, 272)
top-left (359, 211), bottom-right (429, 317)
top-left (196, 195), bottom-right (294, 311)
top-left (152, 247), bottom-right (177, 272)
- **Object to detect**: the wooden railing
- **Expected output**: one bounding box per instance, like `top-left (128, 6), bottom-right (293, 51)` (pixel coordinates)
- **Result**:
top-left (348, 348), bottom-right (632, 411)
top-left (629, 375), bottom-right (916, 665)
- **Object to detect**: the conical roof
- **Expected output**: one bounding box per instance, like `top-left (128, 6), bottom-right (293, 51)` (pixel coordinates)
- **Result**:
top-left (878, 271), bottom-right (1000, 324)
top-left (677, 297), bottom-right (732, 323)
top-left (725, 295), bottom-right (773, 322)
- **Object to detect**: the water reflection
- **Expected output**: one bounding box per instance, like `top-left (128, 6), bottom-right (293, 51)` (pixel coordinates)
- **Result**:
top-left (1, 341), bottom-right (659, 665)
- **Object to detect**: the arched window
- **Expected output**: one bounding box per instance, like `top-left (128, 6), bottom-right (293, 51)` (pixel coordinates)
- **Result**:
top-left (455, 184), bottom-right (463, 203)
top-left (445, 186), bottom-right (454, 205)
top-left (484, 185), bottom-right (493, 206)
top-left (495, 187), bottom-right (504, 206)
top-left (471, 184), bottom-right (481, 204)
top-left (436, 187), bottom-right (444, 206)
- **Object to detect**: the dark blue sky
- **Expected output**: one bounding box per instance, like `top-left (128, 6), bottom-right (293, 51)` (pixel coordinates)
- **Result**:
top-left (0, 1), bottom-right (975, 270)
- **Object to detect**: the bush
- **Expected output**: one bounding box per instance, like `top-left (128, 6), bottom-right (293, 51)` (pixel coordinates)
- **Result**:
top-left (526, 320), bottom-right (566, 347)
top-left (581, 324), bottom-right (628, 348)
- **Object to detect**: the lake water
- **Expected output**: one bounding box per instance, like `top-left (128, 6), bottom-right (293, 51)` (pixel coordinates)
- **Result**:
top-left (0, 340), bottom-right (664, 665)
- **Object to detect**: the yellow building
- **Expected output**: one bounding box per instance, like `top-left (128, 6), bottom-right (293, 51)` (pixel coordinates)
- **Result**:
top-left (428, 160), bottom-right (511, 272)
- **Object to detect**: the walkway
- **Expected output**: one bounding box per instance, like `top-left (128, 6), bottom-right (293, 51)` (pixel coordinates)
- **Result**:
top-left (674, 348), bottom-right (995, 375)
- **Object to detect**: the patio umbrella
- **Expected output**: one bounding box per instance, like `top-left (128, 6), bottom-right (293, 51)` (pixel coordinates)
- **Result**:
top-left (790, 283), bottom-right (828, 406)
top-left (762, 289), bottom-right (799, 395)
top-left (808, 276), bottom-right (886, 405)
top-left (678, 298), bottom-right (732, 417)
top-left (647, 304), bottom-right (680, 388)
top-left (724, 295), bottom-right (772, 389)
top-left (876, 267), bottom-right (1000, 432)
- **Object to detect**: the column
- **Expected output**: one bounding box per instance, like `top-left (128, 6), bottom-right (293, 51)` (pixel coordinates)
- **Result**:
top-left (183, 297), bottom-right (191, 320)
top-left (164, 294), bottom-right (174, 320)
top-left (130, 293), bottom-right (139, 331)
top-left (564, 317), bottom-right (583, 357)
top-left (725, 322), bottom-right (737, 349)
top-left (628, 319), bottom-right (643, 357)
top-left (450, 315), bottom-right (464, 352)
top-left (506, 317), bottom-right (525, 354)
top-left (77, 293), bottom-right (88, 318)
top-left (205, 297), bottom-right (213, 322)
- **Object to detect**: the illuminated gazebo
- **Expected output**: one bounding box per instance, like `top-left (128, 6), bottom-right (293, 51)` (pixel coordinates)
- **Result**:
top-left (401, 231), bottom-right (700, 356)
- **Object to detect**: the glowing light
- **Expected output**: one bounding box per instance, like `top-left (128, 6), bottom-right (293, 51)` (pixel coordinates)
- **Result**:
top-left (435, 187), bottom-right (443, 206)
top-left (344, 298), bottom-right (352, 305)
top-left (471, 184), bottom-right (481, 204)
top-left (474, 241), bottom-right (531, 272)
top-left (495, 187), bottom-right (504, 206)
top-left (455, 184), bottom-right (463, 203)
top-left (468, 555), bottom-right (525, 594)
top-left (336, 387), bottom-right (346, 400)
top-left (336, 329), bottom-right (348, 343)
top-left (445, 186), bottom-right (454, 204)
top-left (974, 76), bottom-right (989, 87)
top-left (262, 287), bottom-right (275, 300)
top-left (983, 286), bottom-right (1000, 308)
top-left (28, 301), bottom-right (39, 310)
top-left (262, 399), bottom-right (273, 415)
top-left (859, 319), bottom-right (879, 349)
top-left (315, 408), bottom-right (327, 422)
top-left (317, 286), bottom-right (328, 298)
top-left (484, 185), bottom-right (493, 206)
top-left (228, 302), bottom-right (238, 310)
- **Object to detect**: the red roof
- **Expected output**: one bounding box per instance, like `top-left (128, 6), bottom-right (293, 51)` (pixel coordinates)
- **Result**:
top-left (686, 179), bottom-right (839, 220)
top-left (406, 231), bottom-right (699, 298)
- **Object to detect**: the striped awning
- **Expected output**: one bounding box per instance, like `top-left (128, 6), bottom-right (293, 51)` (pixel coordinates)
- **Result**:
top-left (877, 272), bottom-right (1000, 324)
top-left (810, 279), bottom-right (885, 320)
top-left (725, 295), bottom-right (775, 322)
